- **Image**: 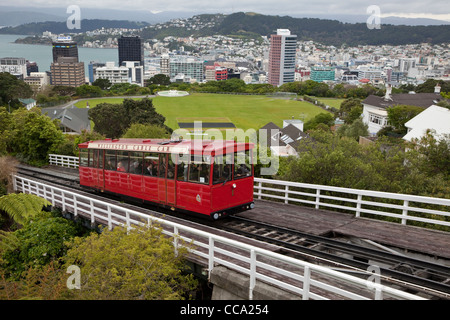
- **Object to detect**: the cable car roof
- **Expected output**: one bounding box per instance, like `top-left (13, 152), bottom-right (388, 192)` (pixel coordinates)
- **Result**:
top-left (79, 139), bottom-right (253, 155)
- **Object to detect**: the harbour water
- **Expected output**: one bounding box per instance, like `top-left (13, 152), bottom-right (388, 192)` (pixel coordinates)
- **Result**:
top-left (0, 34), bottom-right (119, 76)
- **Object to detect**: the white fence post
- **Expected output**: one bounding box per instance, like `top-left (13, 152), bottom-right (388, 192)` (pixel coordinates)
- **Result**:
top-left (303, 266), bottom-right (311, 300)
top-left (249, 249), bottom-right (256, 300)
top-left (356, 194), bottom-right (362, 218)
top-left (402, 200), bottom-right (409, 225)
top-left (315, 189), bottom-right (321, 209)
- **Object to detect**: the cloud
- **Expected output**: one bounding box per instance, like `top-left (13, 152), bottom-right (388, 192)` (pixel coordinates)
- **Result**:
top-left (1, 0), bottom-right (448, 18)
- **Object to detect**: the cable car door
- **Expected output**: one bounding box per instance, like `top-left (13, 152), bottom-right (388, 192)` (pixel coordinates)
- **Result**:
top-left (92, 149), bottom-right (105, 190)
top-left (157, 154), bottom-right (176, 206)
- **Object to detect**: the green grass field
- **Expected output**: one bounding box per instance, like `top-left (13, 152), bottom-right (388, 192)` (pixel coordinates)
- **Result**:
top-left (314, 97), bottom-right (345, 110)
top-left (75, 93), bottom-right (332, 131)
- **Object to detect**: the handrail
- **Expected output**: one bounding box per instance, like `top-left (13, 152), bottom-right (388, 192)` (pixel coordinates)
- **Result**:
top-left (49, 154), bottom-right (79, 169)
top-left (254, 177), bottom-right (450, 229)
top-left (13, 175), bottom-right (425, 300)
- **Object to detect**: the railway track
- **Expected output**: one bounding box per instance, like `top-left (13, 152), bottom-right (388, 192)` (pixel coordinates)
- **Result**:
top-left (215, 216), bottom-right (450, 299)
top-left (16, 164), bottom-right (450, 299)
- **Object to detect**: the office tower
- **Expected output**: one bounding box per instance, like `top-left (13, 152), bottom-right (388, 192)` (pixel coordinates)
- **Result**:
top-left (52, 37), bottom-right (79, 62)
top-left (51, 57), bottom-right (85, 87)
top-left (268, 29), bottom-right (297, 87)
top-left (0, 57), bottom-right (27, 79)
top-left (169, 57), bottom-right (204, 82)
top-left (118, 36), bottom-right (144, 69)
top-left (160, 54), bottom-right (170, 76)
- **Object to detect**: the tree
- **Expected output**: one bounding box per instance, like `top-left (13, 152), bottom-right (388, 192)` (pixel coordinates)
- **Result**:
top-left (0, 72), bottom-right (33, 111)
top-left (88, 102), bottom-right (129, 139)
top-left (147, 74), bottom-right (171, 86)
top-left (338, 98), bottom-right (363, 124)
top-left (0, 210), bottom-right (87, 279)
top-left (75, 84), bottom-right (103, 98)
top-left (3, 107), bottom-right (64, 164)
top-left (89, 98), bottom-right (171, 138)
top-left (387, 104), bottom-right (423, 134)
top-left (92, 78), bottom-right (111, 90)
top-left (277, 130), bottom-right (405, 192)
top-left (63, 226), bottom-right (198, 300)
top-left (337, 118), bottom-right (369, 141)
top-left (406, 132), bottom-right (450, 179)
top-left (122, 123), bottom-right (171, 139)
top-left (303, 112), bottom-right (335, 131)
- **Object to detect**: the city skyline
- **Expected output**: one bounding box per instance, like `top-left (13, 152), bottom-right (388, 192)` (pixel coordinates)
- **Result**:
top-left (1, 1), bottom-right (449, 22)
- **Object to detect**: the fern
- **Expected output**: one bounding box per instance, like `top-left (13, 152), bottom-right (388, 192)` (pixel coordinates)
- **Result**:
top-left (0, 230), bottom-right (19, 252)
top-left (0, 193), bottom-right (51, 225)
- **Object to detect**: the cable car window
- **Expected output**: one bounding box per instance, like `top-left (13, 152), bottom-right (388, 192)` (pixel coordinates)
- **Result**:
top-left (130, 152), bottom-right (143, 175)
top-left (143, 153), bottom-right (158, 176)
top-left (213, 154), bottom-right (232, 184)
top-left (189, 155), bottom-right (210, 184)
top-left (177, 154), bottom-right (189, 181)
top-left (117, 151), bottom-right (129, 172)
top-left (91, 149), bottom-right (99, 168)
top-left (79, 149), bottom-right (89, 167)
top-left (97, 150), bottom-right (104, 169)
top-left (234, 150), bottom-right (252, 179)
top-left (105, 150), bottom-right (116, 171)
top-left (158, 154), bottom-right (175, 179)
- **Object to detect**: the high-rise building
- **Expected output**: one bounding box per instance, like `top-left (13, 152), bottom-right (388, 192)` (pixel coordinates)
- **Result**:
top-left (169, 57), bottom-right (204, 82)
top-left (160, 54), bottom-right (170, 76)
top-left (50, 37), bottom-right (85, 87)
top-left (268, 29), bottom-right (297, 87)
top-left (51, 57), bottom-right (85, 87)
top-left (118, 36), bottom-right (144, 69)
top-left (0, 57), bottom-right (27, 79)
top-left (52, 37), bottom-right (79, 62)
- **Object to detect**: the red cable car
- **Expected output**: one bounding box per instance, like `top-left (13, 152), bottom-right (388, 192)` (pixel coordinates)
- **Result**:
top-left (78, 138), bottom-right (255, 220)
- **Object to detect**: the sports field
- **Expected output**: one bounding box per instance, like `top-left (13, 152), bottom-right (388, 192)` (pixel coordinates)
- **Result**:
top-left (75, 93), bottom-right (331, 131)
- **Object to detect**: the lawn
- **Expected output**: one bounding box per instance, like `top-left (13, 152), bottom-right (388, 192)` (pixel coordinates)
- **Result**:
top-left (75, 93), bottom-right (330, 131)
top-left (313, 97), bottom-right (345, 110)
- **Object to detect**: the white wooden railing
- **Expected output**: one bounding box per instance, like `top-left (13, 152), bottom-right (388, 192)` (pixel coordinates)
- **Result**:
top-left (13, 175), bottom-right (425, 300)
top-left (49, 154), bottom-right (79, 168)
top-left (254, 178), bottom-right (450, 229)
top-left (49, 154), bottom-right (450, 230)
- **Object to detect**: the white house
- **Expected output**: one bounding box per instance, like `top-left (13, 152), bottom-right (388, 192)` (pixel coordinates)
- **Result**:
top-left (362, 85), bottom-right (443, 136)
top-left (403, 105), bottom-right (450, 142)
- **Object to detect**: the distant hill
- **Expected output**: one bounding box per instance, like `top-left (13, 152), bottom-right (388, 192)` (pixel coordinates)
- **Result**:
top-left (208, 12), bottom-right (450, 46)
top-left (0, 19), bottom-right (149, 35)
top-left (1, 12), bottom-right (449, 46)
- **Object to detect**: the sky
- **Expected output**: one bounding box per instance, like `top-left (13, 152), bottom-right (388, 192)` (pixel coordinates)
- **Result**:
top-left (1, 0), bottom-right (450, 21)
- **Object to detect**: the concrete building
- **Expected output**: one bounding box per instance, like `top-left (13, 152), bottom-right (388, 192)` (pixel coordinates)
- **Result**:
top-left (88, 61), bottom-right (106, 83)
top-left (310, 66), bottom-right (335, 83)
top-left (169, 57), bottom-right (204, 83)
top-left (268, 29), bottom-right (297, 87)
top-left (50, 57), bottom-right (85, 87)
top-left (160, 54), bottom-right (170, 76)
top-left (118, 36), bottom-right (144, 70)
top-left (95, 61), bottom-right (144, 86)
top-left (24, 72), bottom-right (49, 91)
top-left (0, 57), bottom-right (27, 79)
